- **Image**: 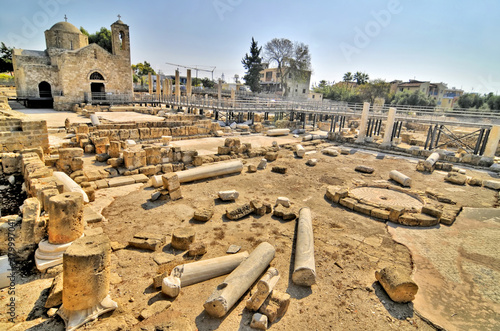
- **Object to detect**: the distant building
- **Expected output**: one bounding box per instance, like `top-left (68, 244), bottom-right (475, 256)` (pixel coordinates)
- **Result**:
top-left (259, 64), bottom-right (311, 98)
top-left (12, 18), bottom-right (133, 110)
top-left (390, 80), bottom-right (461, 107)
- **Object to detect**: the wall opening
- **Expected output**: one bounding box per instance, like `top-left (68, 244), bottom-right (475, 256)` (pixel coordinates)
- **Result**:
top-left (119, 31), bottom-right (125, 50)
top-left (90, 72), bottom-right (104, 80)
top-left (91, 82), bottom-right (105, 100)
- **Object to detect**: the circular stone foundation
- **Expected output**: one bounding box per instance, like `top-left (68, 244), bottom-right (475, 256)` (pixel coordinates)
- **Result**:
top-left (349, 186), bottom-right (423, 210)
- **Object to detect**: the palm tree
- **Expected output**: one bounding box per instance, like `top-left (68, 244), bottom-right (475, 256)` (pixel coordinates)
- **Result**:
top-left (343, 72), bottom-right (353, 82)
top-left (354, 71), bottom-right (369, 85)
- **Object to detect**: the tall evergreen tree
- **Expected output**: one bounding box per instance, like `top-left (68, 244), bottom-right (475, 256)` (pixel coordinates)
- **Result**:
top-left (242, 37), bottom-right (263, 93)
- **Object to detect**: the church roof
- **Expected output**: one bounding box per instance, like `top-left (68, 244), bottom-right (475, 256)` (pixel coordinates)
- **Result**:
top-left (48, 21), bottom-right (81, 34)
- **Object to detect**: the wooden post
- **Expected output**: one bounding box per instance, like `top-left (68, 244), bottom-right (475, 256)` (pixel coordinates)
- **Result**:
top-left (292, 207), bottom-right (316, 286)
top-left (204, 242), bottom-right (275, 317)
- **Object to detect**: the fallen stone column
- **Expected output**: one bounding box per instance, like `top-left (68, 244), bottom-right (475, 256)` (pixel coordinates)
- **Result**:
top-left (424, 152), bottom-right (440, 170)
top-left (53, 171), bottom-right (89, 203)
top-left (174, 160), bottom-right (244, 183)
top-left (375, 266), bottom-right (418, 302)
top-left (58, 234), bottom-right (117, 330)
top-left (204, 242), bottom-right (275, 317)
top-left (389, 170), bottom-right (412, 187)
top-left (90, 114), bottom-right (100, 126)
top-left (295, 144), bottom-right (305, 158)
top-left (162, 252), bottom-right (249, 298)
top-left (292, 207), bottom-right (316, 286)
top-left (246, 267), bottom-right (280, 311)
top-left (267, 129), bottom-right (290, 136)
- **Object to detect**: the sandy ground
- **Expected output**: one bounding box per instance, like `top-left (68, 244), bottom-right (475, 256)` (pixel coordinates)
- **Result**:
top-left (1, 108), bottom-right (499, 330)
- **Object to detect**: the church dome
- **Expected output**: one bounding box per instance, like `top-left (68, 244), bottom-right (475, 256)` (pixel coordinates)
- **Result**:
top-left (48, 21), bottom-right (81, 34)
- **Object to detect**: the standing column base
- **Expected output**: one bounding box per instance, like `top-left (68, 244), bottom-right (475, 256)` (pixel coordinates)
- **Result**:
top-left (34, 236), bottom-right (83, 271)
top-left (57, 294), bottom-right (117, 331)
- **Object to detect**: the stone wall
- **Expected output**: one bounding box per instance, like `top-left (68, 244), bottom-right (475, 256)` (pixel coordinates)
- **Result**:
top-left (0, 108), bottom-right (49, 153)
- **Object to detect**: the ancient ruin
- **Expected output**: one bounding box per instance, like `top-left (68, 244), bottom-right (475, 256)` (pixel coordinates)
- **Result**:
top-left (1, 16), bottom-right (499, 331)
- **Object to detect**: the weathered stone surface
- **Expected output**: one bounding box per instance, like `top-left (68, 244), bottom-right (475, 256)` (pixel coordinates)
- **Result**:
top-left (271, 166), bottom-right (287, 174)
top-left (250, 200), bottom-right (267, 216)
top-left (445, 172), bottom-right (467, 185)
top-left (131, 174), bottom-right (149, 183)
top-left (484, 180), bottom-right (500, 190)
top-left (48, 192), bottom-right (84, 244)
top-left (275, 197), bottom-right (290, 207)
top-left (226, 245), bottom-right (241, 254)
top-left (129, 232), bottom-right (166, 251)
top-left (371, 208), bottom-right (390, 220)
top-left (45, 273), bottom-right (63, 308)
top-left (169, 187), bottom-right (183, 201)
top-left (306, 158), bottom-right (318, 166)
top-left (162, 173), bottom-right (180, 191)
top-left (218, 190), bottom-right (239, 201)
top-left (250, 313), bottom-right (268, 330)
top-left (355, 165), bottom-right (374, 174)
top-left (193, 208), bottom-right (213, 222)
top-left (265, 152), bottom-right (278, 162)
top-left (107, 177), bottom-right (135, 188)
top-left (354, 203), bottom-right (374, 215)
top-left (273, 204), bottom-right (298, 220)
top-left (421, 205), bottom-right (443, 219)
top-left (467, 177), bottom-right (483, 186)
top-left (95, 153), bottom-right (110, 162)
top-left (413, 213), bottom-right (439, 227)
top-left (226, 203), bottom-right (255, 220)
top-left (170, 228), bottom-right (195, 251)
top-left (339, 197), bottom-right (357, 210)
top-left (188, 242), bottom-right (207, 256)
top-left (248, 165), bottom-right (257, 173)
top-left (375, 266), bottom-right (418, 303)
top-left (151, 191), bottom-right (161, 201)
top-left (257, 159), bottom-right (267, 169)
top-left (258, 290), bottom-right (290, 323)
top-left (83, 205), bottom-right (104, 224)
top-left (325, 186), bottom-right (349, 203)
top-left (139, 300), bottom-right (172, 320)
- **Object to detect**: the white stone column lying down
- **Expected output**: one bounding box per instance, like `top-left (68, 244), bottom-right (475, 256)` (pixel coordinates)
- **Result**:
top-left (204, 242), bottom-right (276, 317)
top-left (152, 160), bottom-right (243, 184)
top-left (389, 170), bottom-right (412, 187)
top-left (52, 171), bottom-right (89, 203)
top-left (267, 129), bottom-right (290, 136)
top-left (292, 207), bottom-right (316, 286)
top-left (162, 251), bottom-right (249, 298)
top-left (295, 145), bottom-right (305, 158)
top-left (424, 152), bottom-right (440, 169)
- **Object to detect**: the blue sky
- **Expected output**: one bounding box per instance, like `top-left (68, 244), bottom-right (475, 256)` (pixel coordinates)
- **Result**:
top-left (1, 0), bottom-right (499, 94)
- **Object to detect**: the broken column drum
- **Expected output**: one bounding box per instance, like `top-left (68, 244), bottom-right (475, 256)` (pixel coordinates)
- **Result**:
top-left (389, 170), bottom-right (412, 187)
top-left (47, 192), bottom-right (84, 244)
top-left (176, 160), bottom-right (243, 183)
top-left (292, 207), bottom-right (316, 286)
top-left (162, 251), bottom-right (249, 298)
top-left (246, 267), bottom-right (280, 311)
top-left (204, 242), bottom-right (276, 317)
top-left (58, 234), bottom-right (117, 330)
top-left (424, 152), bottom-right (440, 169)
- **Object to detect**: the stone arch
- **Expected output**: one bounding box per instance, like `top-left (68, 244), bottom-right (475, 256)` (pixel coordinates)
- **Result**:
top-left (38, 81), bottom-right (52, 98)
top-left (89, 71), bottom-right (105, 81)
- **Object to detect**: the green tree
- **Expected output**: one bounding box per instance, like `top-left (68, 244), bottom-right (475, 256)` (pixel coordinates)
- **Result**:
top-left (264, 38), bottom-right (311, 96)
top-left (192, 77), bottom-right (203, 87)
top-left (358, 79), bottom-right (390, 104)
top-left (353, 71), bottom-right (369, 85)
top-left (131, 61), bottom-right (156, 76)
top-left (242, 37), bottom-right (264, 93)
top-left (391, 90), bottom-right (436, 107)
top-left (201, 77), bottom-right (215, 88)
top-left (80, 26), bottom-right (112, 53)
top-left (485, 93), bottom-right (500, 111)
top-left (0, 42), bottom-right (13, 74)
top-left (343, 72), bottom-right (353, 82)
top-left (457, 93), bottom-right (484, 109)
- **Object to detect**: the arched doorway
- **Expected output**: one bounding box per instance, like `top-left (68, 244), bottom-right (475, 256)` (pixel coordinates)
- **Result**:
top-left (91, 82), bottom-right (105, 100)
top-left (38, 81), bottom-right (52, 98)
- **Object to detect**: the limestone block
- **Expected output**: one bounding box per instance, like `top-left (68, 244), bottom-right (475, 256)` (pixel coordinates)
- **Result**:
top-left (250, 313), bottom-right (268, 330)
top-left (267, 129), bottom-right (290, 136)
top-left (445, 172), bottom-right (467, 185)
top-left (123, 149), bottom-right (146, 170)
top-left (169, 187), bottom-right (183, 200)
top-left (139, 165), bottom-right (158, 176)
top-left (171, 227), bottom-right (195, 250)
top-left (129, 232), bottom-right (166, 251)
top-left (226, 203), bottom-right (254, 220)
top-left (375, 266), bottom-right (418, 303)
top-left (371, 208), bottom-right (390, 220)
top-left (45, 273), bottom-right (63, 308)
top-left (484, 180), bottom-right (500, 190)
top-left (421, 205), bottom-right (442, 219)
top-left (322, 148), bottom-right (339, 157)
top-left (275, 197), bottom-right (290, 207)
top-left (2, 153), bottom-right (21, 174)
top-left (250, 200), bottom-right (267, 216)
top-left (145, 146), bottom-right (162, 165)
top-left (467, 177), bottom-right (483, 186)
top-left (20, 197), bottom-right (42, 245)
top-left (193, 208), bottom-right (213, 222)
top-left (248, 165), bottom-right (257, 173)
top-left (48, 192), bottom-right (84, 244)
top-left (151, 175), bottom-right (163, 188)
top-left (139, 300), bottom-right (171, 320)
top-left (107, 157), bottom-right (124, 168)
top-left (271, 166), bottom-right (287, 174)
top-left (273, 204), bottom-right (297, 220)
top-left (247, 267), bottom-right (280, 311)
top-left (95, 153), bottom-right (110, 162)
top-left (218, 190), bottom-right (239, 201)
top-left (131, 174), bottom-right (149, 183)
top-left (42, 188), bottom-right (60, 212)
top-left (162, 136), bottom-right (172, 145)
top-left (265, 152), bottom-right (278, 162)
top-left (339, 197), bottom-right (357, 210)
top-left (108, 141), bottom-right (121, 158)
top-left (107, 177), bottom-right (135, 188)
top-left (162, 173), bottom-right (180, 191)
top-left (62, 234), bottom-right (111, 310)
top-left (225, 137), bottom-right (241, 147)
top-left (355, 165), bottom-right (374, 174)
top-left (258, 290), bottom-right (290, 323)
top-left (306, 159), bottom-right (318, 166)
top-left (257, 159), bottom-right (267, 170)
top-left (325, 186), bottom-right (348, 203)
top-left (389, 170), bottom-right (412, 187)
top-left (76, 124), bottom-right (89, 134)
top-left (188, 243), bottom-right (207, 257)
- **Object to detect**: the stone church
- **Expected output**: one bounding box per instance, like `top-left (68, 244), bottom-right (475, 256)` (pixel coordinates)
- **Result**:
top-left (12, 18), bottom-right (133, 110)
